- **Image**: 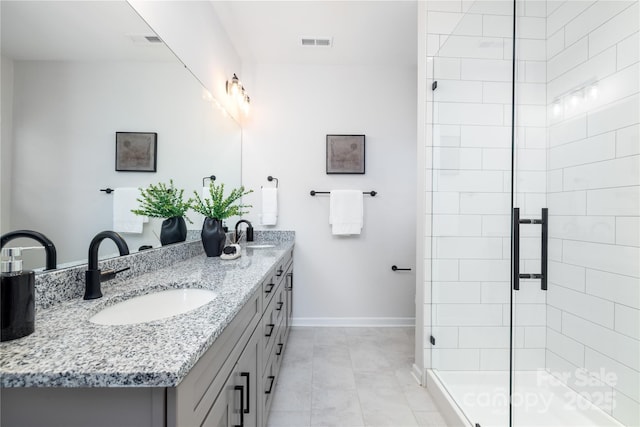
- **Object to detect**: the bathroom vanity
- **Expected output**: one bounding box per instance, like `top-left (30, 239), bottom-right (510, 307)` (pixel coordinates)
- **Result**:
top-left (0, 233), bottom-right (294, 427)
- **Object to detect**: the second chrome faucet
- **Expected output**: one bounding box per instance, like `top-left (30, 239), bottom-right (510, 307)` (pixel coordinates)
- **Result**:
top-left (84, 231), bottom-right (130, 300)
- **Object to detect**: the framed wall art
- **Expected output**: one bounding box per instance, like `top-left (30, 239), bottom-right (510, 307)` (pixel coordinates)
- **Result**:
top-left (115, 132), bottom-right (157, 172)
top-left (326, 134), bottom-right (365, 174)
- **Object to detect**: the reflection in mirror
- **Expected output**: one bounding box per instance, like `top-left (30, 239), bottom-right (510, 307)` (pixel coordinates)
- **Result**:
top-left (0, 1), bottom-right (242, 269)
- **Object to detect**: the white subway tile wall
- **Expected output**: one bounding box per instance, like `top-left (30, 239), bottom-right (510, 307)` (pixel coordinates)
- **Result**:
top-left (424, 0), bottom-right (639, 425)
top-left (546, 1), bottom-right (639, 424)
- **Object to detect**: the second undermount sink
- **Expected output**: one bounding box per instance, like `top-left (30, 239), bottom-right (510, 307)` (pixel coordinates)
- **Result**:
top-left (246, 244), bottom-right (275, 249)
top-left (89, 289), bottom-right (217, 326)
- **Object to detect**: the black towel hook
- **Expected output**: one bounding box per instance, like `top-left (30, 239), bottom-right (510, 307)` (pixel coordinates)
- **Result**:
top-left (202, 175), bottom-right (216, 186)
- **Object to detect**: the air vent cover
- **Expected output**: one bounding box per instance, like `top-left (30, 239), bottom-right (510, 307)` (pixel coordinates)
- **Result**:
top-left (300, 37), bottom-right (332, 47)
top-left (128, 34), bottom-right (164, 44)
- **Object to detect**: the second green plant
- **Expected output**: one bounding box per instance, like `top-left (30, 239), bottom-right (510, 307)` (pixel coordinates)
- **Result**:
top-left (132, 180), bottom-right (192, 223)
top-left (191, 182), bottom-right (253, 220)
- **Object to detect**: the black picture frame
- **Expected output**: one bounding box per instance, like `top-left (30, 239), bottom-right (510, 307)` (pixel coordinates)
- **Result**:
top-left (115, 132), bottom-right (157, 172)
top-left (326, 134), bottom-right (365, 174)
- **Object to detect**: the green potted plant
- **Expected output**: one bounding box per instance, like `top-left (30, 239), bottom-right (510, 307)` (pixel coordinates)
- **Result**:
top-left (132, 180), bottom-right (192, 246)
top-left (191, 182), bottom-right (252, 257)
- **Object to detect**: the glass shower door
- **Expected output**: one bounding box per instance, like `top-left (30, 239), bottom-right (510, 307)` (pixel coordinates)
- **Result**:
top-left (428, 0), bottom-right (516, 425)
top-left (508, 0), bottom-right (548, 424)
top-left (511, 1), bottom-right (639, 426)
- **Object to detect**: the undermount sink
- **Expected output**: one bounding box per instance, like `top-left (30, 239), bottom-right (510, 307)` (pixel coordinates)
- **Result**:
top-left (246, 244), bottom-right (275, 249)
top-left (89, 289), bottom-right (217, 326)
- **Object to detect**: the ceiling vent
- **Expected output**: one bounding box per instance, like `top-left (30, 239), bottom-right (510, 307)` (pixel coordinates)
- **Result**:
top-left (128, 34), bottom-right (164, 45)
top-left (144, 36), bottom-right (163, 44)
top-left (300, 37), bottom-right (332, 47)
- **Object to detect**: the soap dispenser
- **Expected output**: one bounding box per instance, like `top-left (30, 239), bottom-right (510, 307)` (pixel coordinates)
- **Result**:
top-left (1, 247), bottom-right (36, 341)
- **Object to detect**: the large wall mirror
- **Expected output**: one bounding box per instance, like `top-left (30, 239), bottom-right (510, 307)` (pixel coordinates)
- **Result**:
top-left (1, 1), bottom-right (242, 268)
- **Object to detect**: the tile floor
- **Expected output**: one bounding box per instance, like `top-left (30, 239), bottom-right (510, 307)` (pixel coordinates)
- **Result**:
top-left (266, 327), bottom-right (449, 427)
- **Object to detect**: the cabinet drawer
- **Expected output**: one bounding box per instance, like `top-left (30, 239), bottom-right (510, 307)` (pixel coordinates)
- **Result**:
top-left (261, 357), bottom-right (278, 418)
top-left (274, 283), bottom-right (286, 326)
top-left (261, 270), bottom-right (277, 309)
top-left (274, 251), bottom-right (293, 287)
top-left (274, 318), bottom-right (286, 367)
top-left (260, 293), bottom-right (279, 370)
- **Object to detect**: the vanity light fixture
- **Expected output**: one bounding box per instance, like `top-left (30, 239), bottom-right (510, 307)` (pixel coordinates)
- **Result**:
top-left (550, 81), bottom-right (599, 119)
top-left (226, 73), bottom-right (251, 115)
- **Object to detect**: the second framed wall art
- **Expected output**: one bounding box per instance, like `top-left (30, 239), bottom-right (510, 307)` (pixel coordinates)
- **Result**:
top-left (326, 134), bottom-right (365, 174)
top-left (115, 132), bottom-right (157, 172)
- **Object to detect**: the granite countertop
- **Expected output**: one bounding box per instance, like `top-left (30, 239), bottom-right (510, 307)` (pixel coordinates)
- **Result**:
top-left (0, 238), bottom-right (294, 388)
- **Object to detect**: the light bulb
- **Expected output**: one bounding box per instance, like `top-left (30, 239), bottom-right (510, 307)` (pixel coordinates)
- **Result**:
top-left (552, 101), bottom-right (562, 117)
top-left (243, 95), bottom-right (250, 114)
top-left (237, 86), bottom-right (245, 103)
top-left (227, 73), bottom-right (240, 97)
top-left (588, 85), bottom-right (598, 100)
top-left (570, 94), bottom-right (580, 107)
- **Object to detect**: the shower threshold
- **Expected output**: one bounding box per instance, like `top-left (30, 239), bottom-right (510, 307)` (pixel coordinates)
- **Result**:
top-left (427, 370), bottom-right (623, 427)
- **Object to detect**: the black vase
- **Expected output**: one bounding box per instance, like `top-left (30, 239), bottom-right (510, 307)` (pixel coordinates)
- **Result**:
top-left (160, 217), bottom-right (187, 246)
top-left (201, 217), bottom-right (227, 257)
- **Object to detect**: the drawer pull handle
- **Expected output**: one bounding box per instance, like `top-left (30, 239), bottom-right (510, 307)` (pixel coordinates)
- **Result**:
top-left (276, 301), bottom-right (284, 311)
top-left (234, 385), bottom-right (244, 427)
top-left (265, 324), bottom-right (275, 337)
top-left (265, 283), bottom-right (274, 294)
top-left (285, 272), bottom-right (293, 290)
top-left (240, 372), bottom-right (250, 414)
top-left (276, 268), bottom-right (284, 277)
top-left (265, 375), bottom-right (275, 394)
top-left (276, 343), bottom-right (284, 356)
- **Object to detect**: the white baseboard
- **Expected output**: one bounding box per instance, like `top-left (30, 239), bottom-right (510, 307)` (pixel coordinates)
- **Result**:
top-left (291, 317), bottom-right (415, 327)
top-left (411, 363), bottom-right (424, 386)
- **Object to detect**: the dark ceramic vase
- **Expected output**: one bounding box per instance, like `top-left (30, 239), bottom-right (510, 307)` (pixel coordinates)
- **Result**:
top-left (160, 217), bottom-right (187, 246)
top-left (201, 217), bottom-right (226, 257)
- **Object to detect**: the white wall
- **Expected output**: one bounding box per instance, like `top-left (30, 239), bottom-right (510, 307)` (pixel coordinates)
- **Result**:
top-left (544, 1), bottom-right (639, 424)
top-left (8, 60), bottom-right (240, 265)
top-left (128, 0), bottom-right (242, 121)
top-left (241, 63), bottom-right (417, 324)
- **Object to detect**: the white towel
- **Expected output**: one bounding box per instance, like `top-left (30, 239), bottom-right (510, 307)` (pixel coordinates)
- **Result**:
top-left (329, 190), bottom-right (363, 235)
top-left (113, 188), bottom-right (146, 234)
top-left (261, 188), bottom-right (278, 225)
top-left (202, 186), bottom-right (211, 201)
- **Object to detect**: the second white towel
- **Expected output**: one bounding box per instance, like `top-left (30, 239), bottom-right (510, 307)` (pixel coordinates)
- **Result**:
top-left (113, 187), bottom-right (146, 234)
top-left (329, 190), bottom-right (363, 235)
top-left (261, 188), bottom-right (278, 225)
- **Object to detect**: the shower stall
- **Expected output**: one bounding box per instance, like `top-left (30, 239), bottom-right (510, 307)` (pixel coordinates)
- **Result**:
top-left (423, 0), bottom-right (639, 426)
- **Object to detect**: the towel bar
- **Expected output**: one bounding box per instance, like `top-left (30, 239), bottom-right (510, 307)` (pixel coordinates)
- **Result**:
top-left (310, 190), bottom-right (376, 196)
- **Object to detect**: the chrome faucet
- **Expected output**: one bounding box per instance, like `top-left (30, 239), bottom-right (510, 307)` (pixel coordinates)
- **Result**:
top-left (234, 219), bottom-right (254, 243)
top-left (1, 230), bottom-right (57, 270)
top-left (84, 231), bottom-right (130, 300)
